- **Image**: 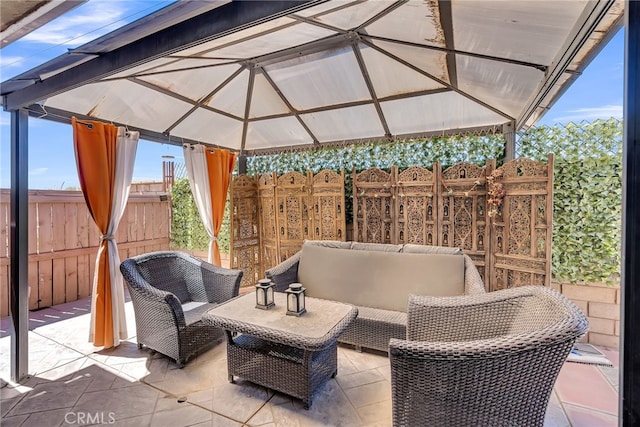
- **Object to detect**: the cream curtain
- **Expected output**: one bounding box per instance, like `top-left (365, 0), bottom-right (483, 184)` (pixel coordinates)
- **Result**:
top-left (72, 118), bottom-right (138, 348)
top-left (183, 144), bottom-right (215, 263)
top-left (98, 127), bottom-right (138, 345)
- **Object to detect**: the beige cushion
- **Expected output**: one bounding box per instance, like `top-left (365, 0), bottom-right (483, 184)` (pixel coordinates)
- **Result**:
top-left (401, 244), bottom-right (462, 255)
top-left (298, 244), bottom-right (465, 312)
top-left (304, 240), bottom-right (353, 250)
top-left (351, 242), bottom-right (402, 252)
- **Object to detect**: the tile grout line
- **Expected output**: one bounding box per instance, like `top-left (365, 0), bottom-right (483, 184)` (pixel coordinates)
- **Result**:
top-left (561, 401), bottom-right (619, 419)
top-left (136, 375), bottom-right (263, 426)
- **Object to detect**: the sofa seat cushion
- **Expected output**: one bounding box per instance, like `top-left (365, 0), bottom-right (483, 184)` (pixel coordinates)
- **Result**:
top-left (298, 244), bottom-right (465, 312)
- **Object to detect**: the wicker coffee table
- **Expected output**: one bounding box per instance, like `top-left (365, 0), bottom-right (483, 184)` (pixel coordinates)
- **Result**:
top-left (202, 292), bottom-right (358, 408)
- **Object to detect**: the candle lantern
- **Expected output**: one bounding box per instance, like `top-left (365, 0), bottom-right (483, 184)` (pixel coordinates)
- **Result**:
top-left (285, 283), bottom-right (306, 316)
top-left (255, 279), bottom-right (275, 310)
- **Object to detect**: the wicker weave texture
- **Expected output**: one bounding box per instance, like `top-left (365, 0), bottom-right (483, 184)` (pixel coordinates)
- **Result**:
top-left (226, 334), bottom-right (337, 407)
top-left (265, 241), bottom-right (486, 351)
top-left (389, 286), bottom-right (589, 427)
top-left (204, 296), bottom-right (357, 408)
top-left (120, 251), bottom-right (242, 367)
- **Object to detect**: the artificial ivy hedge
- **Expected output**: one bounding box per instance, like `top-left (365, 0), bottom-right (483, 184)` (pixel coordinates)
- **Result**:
top-left (517, 119), bottom-right (622, 284)
top-left (170, 178), bottom-right (230, 254)
top-left (171, 119), bottom-right (622, 284)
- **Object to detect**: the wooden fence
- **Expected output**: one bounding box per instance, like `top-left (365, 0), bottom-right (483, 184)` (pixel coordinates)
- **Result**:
top-left (0, 190), bottom-right (170, 317)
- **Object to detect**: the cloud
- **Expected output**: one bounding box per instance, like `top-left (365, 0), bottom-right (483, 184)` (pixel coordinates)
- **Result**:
top-left (29, 167), bottom-right (49, 176)
top-left (21, 1), bottom-right (127, 46)
top-left (552, 104), bottom-right (623, 123)
top-left (0, 56), bottom-right (25, 69)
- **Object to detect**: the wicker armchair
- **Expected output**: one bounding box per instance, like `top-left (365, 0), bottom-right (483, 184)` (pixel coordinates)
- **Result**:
top-left (389, 286), bottom-right (588, 427)
top-left (120, 251), bottom-right (242, 367)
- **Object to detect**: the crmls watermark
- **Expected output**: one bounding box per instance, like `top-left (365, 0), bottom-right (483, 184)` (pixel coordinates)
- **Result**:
top-left (64, 412), bottom-right (116, 425)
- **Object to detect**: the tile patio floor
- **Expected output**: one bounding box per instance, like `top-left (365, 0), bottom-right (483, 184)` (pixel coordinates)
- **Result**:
top-left (0, 297), bottom-right (619, 427)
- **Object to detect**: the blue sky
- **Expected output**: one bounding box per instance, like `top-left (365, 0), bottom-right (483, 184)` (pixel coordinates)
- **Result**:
top-left (0, 1), bottom-right (625, 189)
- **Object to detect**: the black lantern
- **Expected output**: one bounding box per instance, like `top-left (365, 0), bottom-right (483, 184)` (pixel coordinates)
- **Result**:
top-left (255, 279), bottom-right (275, 310)
top-left (285, 283), bottom-right (306, 316)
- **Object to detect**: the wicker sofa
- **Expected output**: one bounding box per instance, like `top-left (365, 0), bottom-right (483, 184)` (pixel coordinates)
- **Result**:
top-left (120, 251), bottom-right (243, 367)
top-left (265, 240), bottom-right (485, 352)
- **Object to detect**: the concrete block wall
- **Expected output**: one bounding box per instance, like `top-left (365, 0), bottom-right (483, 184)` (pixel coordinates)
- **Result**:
top-left (552, 282), bottom-right (621, 349)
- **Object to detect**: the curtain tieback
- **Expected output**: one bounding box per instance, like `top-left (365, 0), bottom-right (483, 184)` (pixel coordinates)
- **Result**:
top-left (211, 236), bottom-right (217, 242)
top-left (100, 234), bottom-right (115, 241)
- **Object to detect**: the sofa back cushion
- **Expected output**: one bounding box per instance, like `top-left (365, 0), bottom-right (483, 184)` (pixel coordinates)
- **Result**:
top-left (401, 244), bottom-right (462, 255)
top-left (297, 244), bottom-right (465, 312)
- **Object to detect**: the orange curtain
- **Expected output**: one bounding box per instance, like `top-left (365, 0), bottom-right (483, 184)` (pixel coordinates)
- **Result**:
top-left (72, 117), bottom-right (117, 347)
top-left (205, 149), bottom-right (236, 266)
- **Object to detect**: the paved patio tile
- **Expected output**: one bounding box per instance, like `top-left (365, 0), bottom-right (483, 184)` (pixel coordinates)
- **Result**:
top-left (343, 380), bottom-right (392, 409)
top-left (563, 402), bottom-right (619, 426)
top-left (0, 332), bottom-right (86, 380)
top-left (335, 368), bottom-right (385, 390)
top-left (7, 376), bottom-right (92, 416)
top-left (19, 407), bottom-right (69, 427)
top-left (150, 403), bottom-right (214, 426)
top-left (355, 399), bottom-right (392, 426)
top-left (198, 380), bottom-right (272, 423)
top-left (69, 383), bottom-right (160, 421)
top-left (543, 391), bottom-right (570, 427)
top-left (0, 300), bottom-right (622, 426)
top-left (0, 414), bottom-right (29, 427)
top-left (555, 361), bottom-right (618, 416)
top-left (110, 414), bottom-right (153, 426)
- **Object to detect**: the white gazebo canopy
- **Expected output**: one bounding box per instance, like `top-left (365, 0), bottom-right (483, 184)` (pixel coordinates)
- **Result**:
top-left (0, 0), bottom-right (623, 154)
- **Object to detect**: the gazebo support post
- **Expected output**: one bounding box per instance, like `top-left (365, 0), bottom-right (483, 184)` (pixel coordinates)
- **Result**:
top-left (502, 121), bottom-right (515, 161)
top-left (622, 1), bottom-right (640, 424)
top-left (238, 155), bottom-right (247, 175)
top-left (9, 108), bottom-right (29, 382)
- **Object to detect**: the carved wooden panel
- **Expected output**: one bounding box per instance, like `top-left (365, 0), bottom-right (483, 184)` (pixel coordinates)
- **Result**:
top-left (276, 171), bottom-right (311, 263)
top-left (229, 175), bottom-right (260, 288)
top-left (353, 168), bottom-right (394, 244)
top-left (231, 159), bottom-right (553, 293)
top-left (396, 166), bottom-right (437, 246)
top-left (490, 155), bottom-right (553, 291)
top-left (311, 169), bottom-right (346, 241)
top-left (439, 161), bottom-right (493, 286)
top-left (257, 173), bottom-right (278, 276)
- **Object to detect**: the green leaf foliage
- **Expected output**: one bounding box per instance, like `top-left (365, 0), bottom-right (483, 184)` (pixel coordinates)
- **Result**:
top-left (247, 134), bottom-right (506, 222)
top-left (517, 119), bottom-right (622, 284)
top-left (170, 178), bottom-right (230, 254)
top-left (172, 120), bottom-right (622, 284)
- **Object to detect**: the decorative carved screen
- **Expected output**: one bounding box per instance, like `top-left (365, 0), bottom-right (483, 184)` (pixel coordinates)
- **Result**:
top-left (229, 175), bottom-right (260, 288)
top-left (439, 161), bottom-right (493, 283)
top-left (489, 155), bottom-right (554, 291)
top-left (276, 171), bottom-right (311, 263)
top-left (396, 166), bottom-right (437, 246)
top-left (311, 169), bottom-right (346, 242)
top-left (353, 168), bottom-right (394, 244)
top-left (230, 170), bottom-right (346, 286)
top-left (351, 157), bottom-right (553, 291)
top-left (231, 158), bottom-right (552, 291)
top-left (257, 173), bottom-right (278, 277)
